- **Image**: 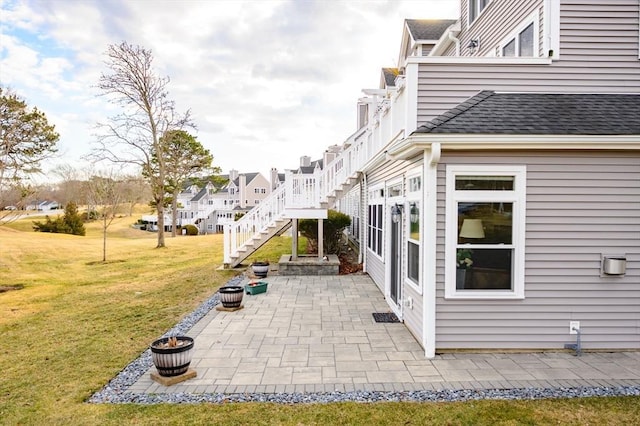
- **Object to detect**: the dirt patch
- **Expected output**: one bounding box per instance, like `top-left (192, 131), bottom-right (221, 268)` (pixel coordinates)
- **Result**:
top-left (338, 241), bottom-right (363, 275)
top-left (0, 284), bottom-right (24, 293)
top-left (303, 239), bottom-right (363, 275)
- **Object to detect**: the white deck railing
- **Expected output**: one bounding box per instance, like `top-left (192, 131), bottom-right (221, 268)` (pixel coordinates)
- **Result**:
top-left (223, 184), bottom-right (286, 265)
top-left (223, 84), bottom-right (408, 265)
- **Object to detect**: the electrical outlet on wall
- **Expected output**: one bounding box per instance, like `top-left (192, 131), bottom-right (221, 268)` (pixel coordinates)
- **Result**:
top-left (569, 321), bottom-right (580, 334)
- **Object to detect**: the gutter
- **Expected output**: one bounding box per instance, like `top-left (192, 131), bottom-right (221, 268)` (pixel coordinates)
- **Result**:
top-left (387, 134), bottom-right (640, 160)
top-left (429, 22), bottom-right (461, 57)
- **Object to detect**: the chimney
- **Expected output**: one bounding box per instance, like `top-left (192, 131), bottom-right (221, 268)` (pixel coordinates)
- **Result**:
top-left (229, 169), bottom-right (238, 182)
top-left (270, 167), bottom-right (279, 191)
top-left (323, 151), bottom-right (336, 167)
top-left (300, 156), bottom-right (311, 167)
top-left (239, 174), bottom-right (246, 208)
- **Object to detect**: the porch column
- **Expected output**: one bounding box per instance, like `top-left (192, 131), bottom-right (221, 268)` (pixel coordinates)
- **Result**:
top-left (292, 219), bottom-right (298, 261)
top-left (317, 219), bottom-right (324, 259)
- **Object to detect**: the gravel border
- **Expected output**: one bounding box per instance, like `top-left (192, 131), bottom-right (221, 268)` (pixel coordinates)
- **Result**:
top-left (88, 275), bottom-right (640, 405)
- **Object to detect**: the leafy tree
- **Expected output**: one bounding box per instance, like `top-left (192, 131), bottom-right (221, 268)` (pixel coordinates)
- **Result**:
top-left (33, 202), bottom-right (85, 236)
top-left (299, 210), bottom-right (351, 254)
top-left (153, 130), bottom-right (215, 237)
top-left (92, 42), bottom-right (193, 248)
top-left (0, 87), bottom-right (59, 224)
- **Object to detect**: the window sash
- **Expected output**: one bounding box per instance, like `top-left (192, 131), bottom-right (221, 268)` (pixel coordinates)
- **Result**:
top-left (446, 166), bottom-right (526, 299)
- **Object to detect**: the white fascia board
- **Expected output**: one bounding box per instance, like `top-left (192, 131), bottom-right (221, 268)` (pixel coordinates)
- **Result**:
top-left (362, 89), bottom-right (388, 96)
top-left (406, 56), bottom-right (552, 66)
top-left (283, 209), bottom-right (328, 219)
top-left (387, 134), bottom-right (640, 160)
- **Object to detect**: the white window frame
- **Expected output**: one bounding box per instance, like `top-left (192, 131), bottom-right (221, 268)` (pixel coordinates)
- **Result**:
top-left (367, 184), bottom-right (385, 260)
top-left (498, 11), bottom-right (539, 57)
top-left (445, 165), bottom-right (526, 300)
top-left (405, 167), bottom-right (422, 294)
top-left (468, 0), bottom-right (491, 27)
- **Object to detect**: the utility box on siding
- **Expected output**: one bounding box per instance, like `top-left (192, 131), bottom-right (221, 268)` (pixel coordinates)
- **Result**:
top-left (602, 255), bottom-right (626, 276)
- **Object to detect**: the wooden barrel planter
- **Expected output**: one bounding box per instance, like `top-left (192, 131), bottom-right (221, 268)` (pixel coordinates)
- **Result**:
top-left (219, 286), bottom-right (244, 308)
top-left (150, 336), bottom-right (194, 377)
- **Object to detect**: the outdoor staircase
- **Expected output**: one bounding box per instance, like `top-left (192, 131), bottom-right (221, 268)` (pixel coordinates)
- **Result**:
top-left (224, 125), bottom-right (381, 269)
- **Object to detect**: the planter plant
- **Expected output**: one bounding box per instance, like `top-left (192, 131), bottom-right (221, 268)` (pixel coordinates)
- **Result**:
top-left (251, 261), bottom-right (270, 278)
top-left (150, 335), bottom-right (194, 377)
top-left (219, 285), bottom-right (244, 308)
top-left (245, 280), bottom-right (268, 295)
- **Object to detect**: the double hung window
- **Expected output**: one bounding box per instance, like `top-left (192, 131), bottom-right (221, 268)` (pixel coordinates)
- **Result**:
top-left (501, 13), bottom-right (538, 57)
top-left (468, 0), bottom-right (490, 25)
top-left (367, 186), bottom-right (384, 257)
top-left (446, 166), bottom-right (526, 299)
top-left (406, 170), bottom-right (422, 291)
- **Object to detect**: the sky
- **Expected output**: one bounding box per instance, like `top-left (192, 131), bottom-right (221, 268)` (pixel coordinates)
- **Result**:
top-left (1, 0), bottom-right (458, 182)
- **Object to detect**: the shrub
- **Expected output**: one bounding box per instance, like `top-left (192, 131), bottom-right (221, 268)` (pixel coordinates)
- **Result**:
top-left (81, 210), bottom-right (99, 221)
top-left (184, 224), bottom-right (199, 235)
top-left (298, 209), bottom-right (351, 254)
top-left (33, 202), bottom-right (86, 236)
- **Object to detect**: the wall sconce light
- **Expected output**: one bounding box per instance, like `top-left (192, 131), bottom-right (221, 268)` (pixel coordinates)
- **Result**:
top-left (391, 203), bottom-right (403, 223)
top-left (459, 218), bottom-right (485, 239)
top-left (468, 38), bottom-right (480, 54)
top-left (409, 203), bottom-right (419, 223)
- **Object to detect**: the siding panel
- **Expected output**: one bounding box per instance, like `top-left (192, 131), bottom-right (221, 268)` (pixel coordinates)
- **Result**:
top-left (435, 152), bottom-right (640, 350)
top-left (419, 1), bottom-right (640, 124)
top-left (365, 155), bottom-right (425, 341)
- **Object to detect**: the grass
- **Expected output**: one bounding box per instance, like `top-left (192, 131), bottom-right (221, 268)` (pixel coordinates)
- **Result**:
top-left (0, 214), bottom-right (639, 425)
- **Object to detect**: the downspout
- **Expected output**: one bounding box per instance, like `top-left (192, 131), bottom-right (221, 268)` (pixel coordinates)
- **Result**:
top-left (423, 142), bottom-right (441, 359)
top-left (447, 28), bottom-right (461, 56)
top-left (360, 173), bottom-right (367, 266)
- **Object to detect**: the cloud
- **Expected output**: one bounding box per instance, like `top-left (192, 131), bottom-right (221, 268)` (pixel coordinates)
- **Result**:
top-left (1, 0), bottom-right (459, 179)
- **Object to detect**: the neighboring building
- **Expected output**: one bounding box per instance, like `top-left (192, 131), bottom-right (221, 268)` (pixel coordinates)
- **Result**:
top-left (173, 170), bottom-right (280, 234)
top-left (224, 0), bottom-right (640, 357)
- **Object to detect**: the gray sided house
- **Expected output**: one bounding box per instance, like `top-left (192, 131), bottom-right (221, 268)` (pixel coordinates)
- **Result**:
top-left (224, 0), bottom-right (639, 358)
top-left (342, 0), bottom-right (640, 357)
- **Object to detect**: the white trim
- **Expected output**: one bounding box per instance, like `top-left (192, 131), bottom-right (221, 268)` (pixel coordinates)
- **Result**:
top-left (387, 134), bottom-right (640, 160)
top-left (405, 165), bottom-right (423, 295)
top-left (406, 56), bottom-right (551, 65)
top-left (385, 177), bottom-right (405, 316)
top-left (423, 148), bottom-right (438, 359)
top-left (498, 10), bottom-right (539, 57)
top-left (544, 0), bottom-right (561, 60)
top-left (467, 0), bottom-right (492, 29)
top-left (404, 62), bottom-right (418, 134)
top-left (445, 165), bottom-right (526, 300)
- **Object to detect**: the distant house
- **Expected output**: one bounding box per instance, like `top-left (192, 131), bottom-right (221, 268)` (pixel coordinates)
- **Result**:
top-left (25, 200), bottom-right (60, 211)
top-left (170, 169), bottom-right (281, 234)
top-left (224, 0), bottom-right (640, 358)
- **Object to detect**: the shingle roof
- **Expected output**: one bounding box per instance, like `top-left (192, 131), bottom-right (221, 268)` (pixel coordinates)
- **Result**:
top-left (414, 91), bottom-right (640, 135)
top-left (406, 19), bottom-right (457, 41)
top-left (382, 68), bottom-right (399, 87)
top-left (191, 187), bottom-right (207, 201)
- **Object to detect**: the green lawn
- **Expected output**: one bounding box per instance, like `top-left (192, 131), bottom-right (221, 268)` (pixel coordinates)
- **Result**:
top-left (0, 215), bottom-right (638, 425)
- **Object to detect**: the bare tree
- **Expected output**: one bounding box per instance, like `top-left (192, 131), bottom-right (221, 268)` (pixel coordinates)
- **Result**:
top-left (52, 164), bottom-right (87, 207)
top-left (0, 86), bottom-right (59, 224)
top-left (85, 169), bottom-right (124, 262)
top-left (120, 174), bottom-right (150, 216)
top-left (92, 42), bottom-right (193, 248)
top-left (153, 130), bottom-right (215, 237)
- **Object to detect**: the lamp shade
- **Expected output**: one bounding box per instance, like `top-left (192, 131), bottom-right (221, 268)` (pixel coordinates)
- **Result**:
top-left (459, 219), bottom-right (485, 239)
